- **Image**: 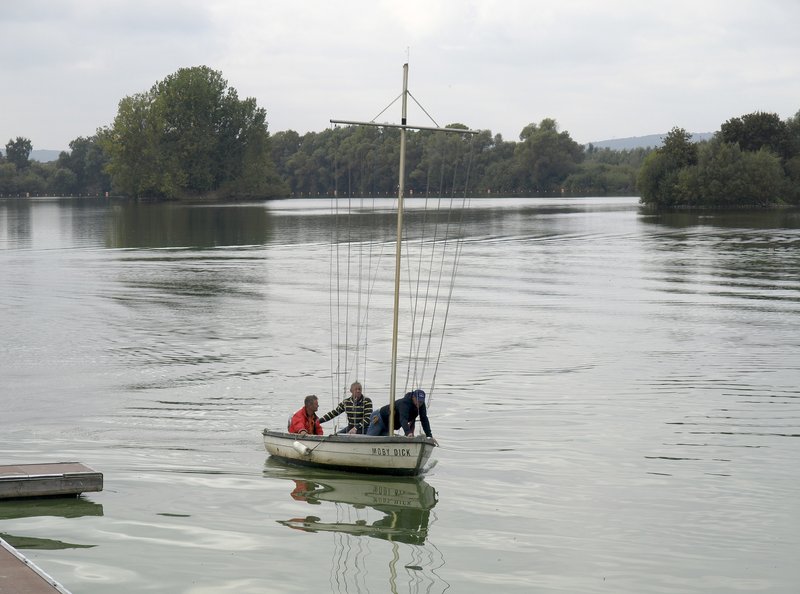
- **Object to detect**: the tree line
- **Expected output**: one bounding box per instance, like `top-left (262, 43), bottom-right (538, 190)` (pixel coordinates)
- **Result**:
top-left (638, 111), bottom-right (800, 208)
top-left (1, 65), bottom-right (798, 208)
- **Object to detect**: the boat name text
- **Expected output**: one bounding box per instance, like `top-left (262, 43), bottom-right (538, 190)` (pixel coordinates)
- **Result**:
top-left (371, 447), bottom-right (412, 457)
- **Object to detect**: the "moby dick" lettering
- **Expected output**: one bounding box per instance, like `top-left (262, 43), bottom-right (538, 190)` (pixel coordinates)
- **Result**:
top-left (371, 447), bottom-right (412, 457)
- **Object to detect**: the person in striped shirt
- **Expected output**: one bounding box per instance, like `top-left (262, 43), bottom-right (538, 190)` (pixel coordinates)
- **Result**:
top-left (319, 381), bottom-right (373, 434)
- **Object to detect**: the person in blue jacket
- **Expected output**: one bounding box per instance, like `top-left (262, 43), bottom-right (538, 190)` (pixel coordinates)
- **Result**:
top-left (366, 389), bottom-right (438, 445)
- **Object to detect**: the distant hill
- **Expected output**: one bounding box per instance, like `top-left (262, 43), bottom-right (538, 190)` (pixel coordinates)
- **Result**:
top-left (0, 149), bottom-right (63, 162)
top-left (587, 132), bottom-right (714, 150)
top-left (30, 149), bottom-right (63, 162)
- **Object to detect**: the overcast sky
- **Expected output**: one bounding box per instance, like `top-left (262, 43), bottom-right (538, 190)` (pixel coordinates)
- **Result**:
top-left (2, 0), bottom-right (799, 151)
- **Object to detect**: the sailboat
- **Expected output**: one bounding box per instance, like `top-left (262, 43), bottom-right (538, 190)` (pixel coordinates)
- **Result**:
top-left (262, 63), bottom-right (479, 476)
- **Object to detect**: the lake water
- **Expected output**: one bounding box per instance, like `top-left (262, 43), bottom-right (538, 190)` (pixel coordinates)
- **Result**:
top-left (1, 196), bottom-right (799, 593)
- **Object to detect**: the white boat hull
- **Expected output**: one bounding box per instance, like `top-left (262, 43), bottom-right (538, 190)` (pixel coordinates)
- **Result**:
top-left (262, 430), bottom-right (436, 476)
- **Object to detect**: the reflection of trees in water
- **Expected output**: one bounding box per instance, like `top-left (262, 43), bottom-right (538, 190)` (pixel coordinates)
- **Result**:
top-left (272, 468), bottom-right (448, 593)
top-left (642, 209), bottom-right (800, 230)
top-left (1, 198), bottom-right (32, 248)
top-left (268, 198), bottom-right (608, 245)
top-left (640, 209), bottom-right (800, 290)
top-left (107, 203), bottom-right (271, 303)
top-left (107, 202), bottom-right (274, 249)
top-left (1, 197), bottom-right (138, 249)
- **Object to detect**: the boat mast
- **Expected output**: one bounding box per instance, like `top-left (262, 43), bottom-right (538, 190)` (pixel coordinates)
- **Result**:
top-left (330, 63), bottom-right (479, 437)
top-left (388, 63), bottom-right (409, 433)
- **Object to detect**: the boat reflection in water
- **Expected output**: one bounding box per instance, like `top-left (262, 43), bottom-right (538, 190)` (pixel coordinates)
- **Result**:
top-left (269, 461), bottom-right (437, 545)
top-left (265, 459), bottom-right (446, 592)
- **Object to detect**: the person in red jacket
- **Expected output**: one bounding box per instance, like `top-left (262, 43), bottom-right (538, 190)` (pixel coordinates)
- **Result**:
top-left (289, 395), bottom-right (323, 435)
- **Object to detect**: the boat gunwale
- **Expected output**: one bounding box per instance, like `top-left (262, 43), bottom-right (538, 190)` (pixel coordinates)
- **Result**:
top-left (262, 429), bottom-right (436, 446)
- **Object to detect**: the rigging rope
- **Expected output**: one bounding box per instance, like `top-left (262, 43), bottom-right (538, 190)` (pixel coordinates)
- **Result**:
top-left (428, 135), bottom-right (476, 401)
top-left (372, 89), bottom-right (442, 129)
top-left (329, 125), bottom-right (474, 409)
top-left (330, 131), bottom-right (391, 410)
top-left (407, 91), bottom-right (440, 128)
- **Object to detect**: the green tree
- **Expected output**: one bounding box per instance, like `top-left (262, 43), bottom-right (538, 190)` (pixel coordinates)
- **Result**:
top-left (584, 146), bottom-right (651, 169)
top-left (661, 127), bottom-right (698, 168)
top-left (0, 162), bottom-right (17, 194)
top-left (55, 135), bottom-right (111, 195)
top-left (50, 168), bottom-right (79, 196)
top-left (514, 119), bottom-right (583, 193)
top-left (638, 127), bottom-right (697, 207)
top-left (718, 111), bottom-right (790, 160)
top-left (786, 110), bottom-right (800, 156)
top-left (16, 168), bottom-right (47, 195)
top-left (676, 140), bottom-right (786, 208)
top-left (271, 129), bottom-right (302, 187)
top-left (781, 111), bottom-right (800, 202)
top-left (0, 160), bottom-right (51, 196)
top-left (102, 66), bottom-right (285, 199)
top-left (5, 137), bottom-right (33, 170)
top-left (101, 91), bottom-right (180, 197)
top-left (410, 124), bottom-right (475, 197)
top-left (477, 134), bottom-right (517, 194)
top-left (563, 162), bottom-right (637, 195)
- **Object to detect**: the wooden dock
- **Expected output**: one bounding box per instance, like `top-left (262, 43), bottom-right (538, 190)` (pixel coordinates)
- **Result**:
top-left (0, 462), bottom-right (101, 592)
top-left (0, 463), bottom-right (102, 500)
top-left (0, 538), bottom-right (72, 593)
